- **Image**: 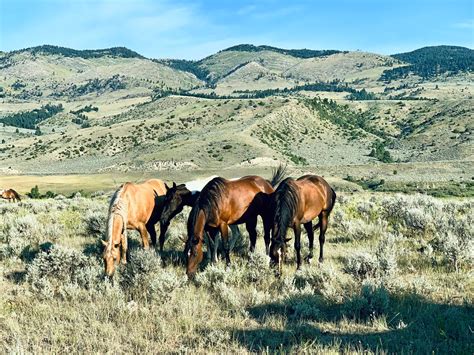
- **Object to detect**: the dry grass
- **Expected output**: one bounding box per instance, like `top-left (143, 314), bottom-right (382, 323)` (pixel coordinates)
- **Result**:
top-left (0, 192), bottom-right (472, 353)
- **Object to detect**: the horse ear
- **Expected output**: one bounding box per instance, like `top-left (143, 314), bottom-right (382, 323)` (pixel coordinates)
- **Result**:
top-left (173, 182), bottom-right (177, 188)
top-left (165, 183), bottom-right (170, 191)
top-left (101, 240), bottom-right (107, 247)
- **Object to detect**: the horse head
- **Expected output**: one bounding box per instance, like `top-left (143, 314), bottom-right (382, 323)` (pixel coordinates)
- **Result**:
top-left (101, 234), bottom-right (125, 277)
top-left (160, 182), bottom-right (193, 225)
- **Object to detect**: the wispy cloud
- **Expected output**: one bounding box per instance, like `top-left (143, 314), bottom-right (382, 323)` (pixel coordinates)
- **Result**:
top-left (453, 20), bottom-right (474, 29)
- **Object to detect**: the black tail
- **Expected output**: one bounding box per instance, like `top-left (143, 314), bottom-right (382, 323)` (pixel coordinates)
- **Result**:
top-left (313, 188), bottom-right (336, 231)
top-left (270, 163), bottom-right (287, 187)
top-left (273, 178), bottom-right (299, 242)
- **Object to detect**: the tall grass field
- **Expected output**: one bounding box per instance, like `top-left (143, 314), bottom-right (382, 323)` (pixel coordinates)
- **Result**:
top-left (0, 192), bottom-right (473, 353)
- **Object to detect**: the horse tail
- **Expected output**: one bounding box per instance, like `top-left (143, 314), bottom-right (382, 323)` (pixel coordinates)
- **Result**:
top-left (273, 178), bottom-right (299, 242)
top-left (269, 163), bottom-right (287, 187)
top-left (106, 186), bottom-right (128, 245)
top-left (313, 187), bottom-right (337, 231)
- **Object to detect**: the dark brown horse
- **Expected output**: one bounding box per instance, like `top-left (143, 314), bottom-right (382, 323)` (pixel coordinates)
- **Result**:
top-left (185, 167), bottom-right (286, 279)
top-left (159, 182), bottom-right (240, 262)
top-left (0, 189), bottom-right (21, 202)
top-left (269, 175), bottom-right (336, 274)
top-left (102, 179), bottom-right (167, 276)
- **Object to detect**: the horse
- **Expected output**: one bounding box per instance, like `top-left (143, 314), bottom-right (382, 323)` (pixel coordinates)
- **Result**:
top-left (101, 179), bottom-right (167, 276)
top-left (269, 175), bottom-right (336, 274)
top-left (159, 181), bottom-right (241, 261)
top-left (0, 188), bottom-right (21, 202)
top-left (185, 166), bottom-right (286, 279)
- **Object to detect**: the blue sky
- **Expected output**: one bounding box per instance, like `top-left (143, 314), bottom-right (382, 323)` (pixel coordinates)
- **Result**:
top-left (1, 0), bottom-right (473, 59)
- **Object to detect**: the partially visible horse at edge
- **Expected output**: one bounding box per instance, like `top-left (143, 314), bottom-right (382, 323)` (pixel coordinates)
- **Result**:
top-left (269, 175), bottom-right (336, 275)
top-left (0, 188), bottom-right (21, 202)
top-left (102, 179), bottom-right (167, 276)
top-left (185, 165), bottom-right (286, 279)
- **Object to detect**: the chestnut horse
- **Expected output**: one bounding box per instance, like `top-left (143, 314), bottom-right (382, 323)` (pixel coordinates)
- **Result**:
top-left (0, 189), bottom-right (21, 202)
top-left (185, 166), bottom-right (286, 279)
top-left (102, 179), bottom-right (167, 276)
top-left (269, 175), bottom-right (336, 274)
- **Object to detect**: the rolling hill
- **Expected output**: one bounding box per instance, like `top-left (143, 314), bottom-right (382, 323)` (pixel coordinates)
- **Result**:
top-left (0, 44), bottom-right (472, 193)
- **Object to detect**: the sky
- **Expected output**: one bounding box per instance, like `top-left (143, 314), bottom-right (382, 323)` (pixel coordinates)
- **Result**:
top-left (1, 0), bottom-right (473, 60)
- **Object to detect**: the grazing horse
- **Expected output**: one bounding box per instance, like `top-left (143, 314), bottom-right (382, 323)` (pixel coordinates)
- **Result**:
top-left (185, 166), bottom-right (286, 279)
top-left (102, 179), bottom-right (167, 276)
top-left (269, 175), bottom-right (336, 274)
top-left (159, 181), bottom-right (241, 261)
top-left (0, 188), bottom-right (21, 202)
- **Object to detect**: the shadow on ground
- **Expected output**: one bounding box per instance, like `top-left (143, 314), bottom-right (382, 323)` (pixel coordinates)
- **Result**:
top-left (232, 291), bottom-right (474, 353)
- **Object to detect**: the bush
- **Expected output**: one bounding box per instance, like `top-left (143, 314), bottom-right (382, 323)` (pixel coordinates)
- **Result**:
top-left (343, 251), bottom-right (379, 280)
top-left (26, 245), bottom-right (102, 298)
top-left (27, 185), bottom-right (41, 199)
top-left (344, 280), bottom-right (390, 320)
top-left (344, 234), bottom-right (398, 280)
top-left (84, 209), bottom-right (107, 236)
top-left (245, 252), bottom-right (272, 285)
top-left (0, 214), bottom-right (48, 259)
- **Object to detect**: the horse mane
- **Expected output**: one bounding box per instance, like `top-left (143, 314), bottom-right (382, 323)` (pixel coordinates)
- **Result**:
top-left (273, 177), bottom-right (300, 244)
top-left (187, 177), bottom-right (226, 239)
top-left (105, 185), bottom-right (128, 250)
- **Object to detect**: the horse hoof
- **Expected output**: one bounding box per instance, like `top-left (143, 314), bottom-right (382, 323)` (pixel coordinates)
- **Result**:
top-left (319, 257), bottom-right (324, 263)
top-left (305, 255), bottom-right (313, 264)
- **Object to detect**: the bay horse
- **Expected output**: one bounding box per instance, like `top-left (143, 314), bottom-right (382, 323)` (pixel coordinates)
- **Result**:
top-left (185, 166), bottom-right (286, 279)
top-left (0, 188), bottom-right (21, 202)
top-left (269, 175), bottom-right (336, 274)
top-left (102, 179), bottom-right (167, 276)
top-left (159, 181), bottom-right (241, 261)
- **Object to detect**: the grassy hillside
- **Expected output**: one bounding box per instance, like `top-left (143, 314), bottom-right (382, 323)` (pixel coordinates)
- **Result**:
top-left (0, 44), bottom-right (472, 194)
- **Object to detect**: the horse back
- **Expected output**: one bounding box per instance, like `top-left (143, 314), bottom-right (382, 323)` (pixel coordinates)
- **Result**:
top-left (121, 179), bottom-right (166, 227)
top-left (231, 175), bottom-right (274, 194)
top-left (208, 175), bottom-right (272, 225)
top-left (296, 175), bottom-right (334, 220)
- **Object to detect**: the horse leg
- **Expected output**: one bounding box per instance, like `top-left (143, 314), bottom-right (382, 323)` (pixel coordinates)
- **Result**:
top-left (205, 228), bottom-right (219, 263)
top-left (246, 217), bottom-right (258, 253)
top-left (158, 220), bottom-right (169, 253)
top-left (319, 211), bottom-right (329, 263)
top-left (219, 223), bottom-right (231, 266)
top-left (120, 233), bottom-right (128, 264)
top-left (294, 224), bottom-right (302, 270)
top-left (263, 216), bottom-right (272, 255)
top-left (304, 221), bottom-right (314, 263)
top-left (147, 223), bottom-right (157, 247)
top-left (138, 225), bottom-right (150, 250)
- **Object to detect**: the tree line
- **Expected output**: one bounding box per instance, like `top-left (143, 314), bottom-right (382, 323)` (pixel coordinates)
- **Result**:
top-left (0, 103), bottom-right (63, 129)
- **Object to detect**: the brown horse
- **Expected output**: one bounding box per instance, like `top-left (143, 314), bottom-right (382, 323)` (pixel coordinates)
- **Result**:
top-left (159, 182), bottom-right (241, 262)
top-left (0, 189), bottom-right (21, 202)
top-left (102, 179), bottom-right (167, 276)
top-left (185, 167), bottom-right (286, 279)
top-left (269, 175), bottom-right (336, 274)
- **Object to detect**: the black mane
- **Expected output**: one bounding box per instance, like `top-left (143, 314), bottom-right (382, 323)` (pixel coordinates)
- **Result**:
top-left (187, 177), bottom-right (227, 239)
top-left (273, 177), bottom-right (299, 244)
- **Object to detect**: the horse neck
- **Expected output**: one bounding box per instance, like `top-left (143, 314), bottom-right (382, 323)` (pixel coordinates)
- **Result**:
top-left (107, 188), bottom-right (127, 247)
top-left (184, 191), bottom-right (199, 207)
top-left (188, 207), bottom-right (206, 242)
